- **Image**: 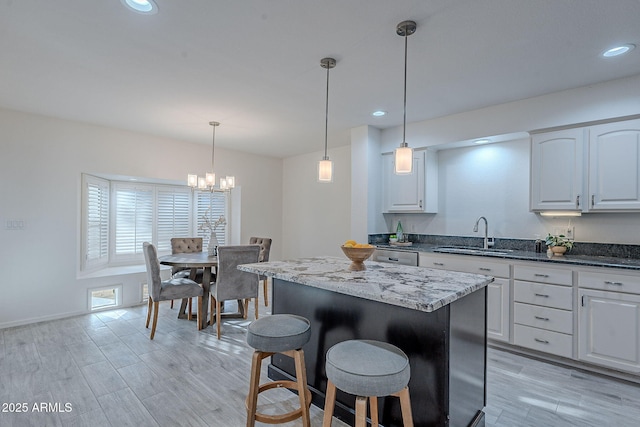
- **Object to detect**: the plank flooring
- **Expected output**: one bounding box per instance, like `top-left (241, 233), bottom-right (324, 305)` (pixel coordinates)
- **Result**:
top-left (1, 285), bottom-right (639, 426)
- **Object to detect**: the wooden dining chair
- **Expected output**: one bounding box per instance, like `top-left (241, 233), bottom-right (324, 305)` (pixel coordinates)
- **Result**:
top-left (249, 237), bottom-right (272, 306)
top-left (143, 242), bottom-right (203, 339)
top-left (210, 245), bottom-right (260, 339)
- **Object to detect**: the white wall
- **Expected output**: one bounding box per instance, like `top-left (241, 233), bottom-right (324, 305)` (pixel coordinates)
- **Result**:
top-left (369, 74), bottom-right (640, 244)
top-left (281, 146), bottom-right (351, 259)
top-left (0, 108), bottom-right (282, 328)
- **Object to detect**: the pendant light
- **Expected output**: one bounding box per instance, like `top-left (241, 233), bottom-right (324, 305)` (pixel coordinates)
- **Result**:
top-left (318, 57), bottom-right (336, 183)
top-left (394, 20), bottom-right (417, 175)
top-left (187, 121), bottom-right (235, 192)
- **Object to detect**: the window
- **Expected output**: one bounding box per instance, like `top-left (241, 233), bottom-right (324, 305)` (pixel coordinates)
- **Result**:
top-left (89, 285), bottom-right (122, 310)
top-left (81, 174), bottom-right (228, 271)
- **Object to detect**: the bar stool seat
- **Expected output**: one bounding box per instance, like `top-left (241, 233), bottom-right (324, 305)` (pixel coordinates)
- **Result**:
top-left (323, 340), bottom-right (414, 427)
top-left (246, 314), bottom-right (312, 427)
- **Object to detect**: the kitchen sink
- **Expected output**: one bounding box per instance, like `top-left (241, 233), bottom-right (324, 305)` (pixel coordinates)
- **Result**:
top-left (432, 246), bottom-right (514, 256)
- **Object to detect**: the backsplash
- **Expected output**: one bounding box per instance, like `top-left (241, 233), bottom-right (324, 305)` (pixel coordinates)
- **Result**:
top-left (368, 233), bottom-right (640, 259)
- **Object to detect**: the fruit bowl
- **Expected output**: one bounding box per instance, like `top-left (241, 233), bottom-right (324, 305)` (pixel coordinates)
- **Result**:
top-left (341, 245), bottom-right (376, 271)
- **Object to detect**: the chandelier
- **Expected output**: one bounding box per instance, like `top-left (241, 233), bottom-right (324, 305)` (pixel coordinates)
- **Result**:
top-left (188, 121), bottom-right (235, 192)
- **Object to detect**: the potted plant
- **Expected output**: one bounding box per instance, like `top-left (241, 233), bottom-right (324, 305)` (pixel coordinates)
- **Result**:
top-left (545, 233), bottom-right (574, 256)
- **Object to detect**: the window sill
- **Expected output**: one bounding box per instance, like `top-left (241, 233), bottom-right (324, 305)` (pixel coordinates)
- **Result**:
top-left (78, 264), bottom-right (170, 280)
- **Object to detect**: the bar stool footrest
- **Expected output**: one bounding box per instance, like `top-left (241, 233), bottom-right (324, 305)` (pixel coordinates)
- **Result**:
top-left (245, 380), bottom-right (312, 424)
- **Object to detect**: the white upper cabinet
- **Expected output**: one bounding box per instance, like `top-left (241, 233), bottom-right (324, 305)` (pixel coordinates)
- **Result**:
top-left (382, 149), bottom-right (438, 213)
top-left (530, 117), bottom-right (640, 212)
top-left (588, 119), bottom-right (640, 210)
top-left (530, 128), bottom-right (585, 211)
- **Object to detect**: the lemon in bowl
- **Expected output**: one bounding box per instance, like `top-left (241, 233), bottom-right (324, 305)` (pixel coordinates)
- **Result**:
top-left (341, 241), bottom-right (375, 271)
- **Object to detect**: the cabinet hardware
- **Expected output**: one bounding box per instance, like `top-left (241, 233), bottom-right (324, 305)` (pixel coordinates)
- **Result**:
top-left (433, 262), bottom-right (444, 266)
top-left (581, 295), bottom-right (584, 307)
top-left (534, 274), bottom-right (549, 278)
top-left (388, 257), bottom-right (399, 262)
top-left (604, 281), bottom-right (623, 286)
top-left (591, 194), bottom-right (595, 207)
top-left (534, 338), bottom-right (549, 344)
top-left (534, 293), bottom-right (549, 298)
top-left (479, 267), bottom-right (491, 271)
top-left (419, 199), bottom-right (423, 209)
top-left (576, 195), bottom-right (580, 208)
top-left (534, 316), bottom-right (550, 321)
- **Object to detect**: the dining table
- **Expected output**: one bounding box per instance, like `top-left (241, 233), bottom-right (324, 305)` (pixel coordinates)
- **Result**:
top-left (158, 251), bottom-right (246, 330)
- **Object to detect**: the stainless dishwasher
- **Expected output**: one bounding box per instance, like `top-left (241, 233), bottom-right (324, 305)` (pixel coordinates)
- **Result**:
top-left (372, 248), bottom-right (419, 266)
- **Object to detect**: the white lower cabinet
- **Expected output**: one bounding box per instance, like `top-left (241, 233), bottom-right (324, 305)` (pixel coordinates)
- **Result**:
top-left (578, 270), bottom-right (640, 373)
top-left (420, 253), bottom-right (510, 342)
top-left (512, 263), bottom-right (574, 357)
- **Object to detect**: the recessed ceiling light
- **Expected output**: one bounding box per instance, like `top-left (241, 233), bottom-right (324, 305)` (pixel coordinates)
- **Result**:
top-left (121, 0), bottom-right (158, 14)
top-left (474, 139), bottom-right (490, 144)
top-left (371, 110), bottom-right (387, 117)
top-left (602, 44), bottom-right (635, 58)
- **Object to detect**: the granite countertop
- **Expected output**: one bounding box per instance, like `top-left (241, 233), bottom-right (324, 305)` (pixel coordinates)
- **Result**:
top-left (238, 256), bottom-right (493, 313)
top-left (376, 243), bottom-right (640, 271)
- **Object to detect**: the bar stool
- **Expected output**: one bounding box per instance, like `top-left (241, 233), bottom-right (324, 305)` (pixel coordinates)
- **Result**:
top-left (246, 314), bottom-right (312, 427)
top-left (322, 340), bottom-right (414, 427)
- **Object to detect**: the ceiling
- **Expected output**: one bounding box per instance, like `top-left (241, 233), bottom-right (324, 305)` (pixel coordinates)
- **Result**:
top-left (2, 0), bottom-right (640, 158)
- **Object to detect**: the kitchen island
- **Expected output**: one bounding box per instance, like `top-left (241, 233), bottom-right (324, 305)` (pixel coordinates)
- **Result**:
top-left (239, 257), bottom-right (493, 427)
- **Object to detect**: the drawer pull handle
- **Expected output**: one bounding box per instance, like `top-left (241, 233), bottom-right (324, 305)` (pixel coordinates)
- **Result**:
top-left (604, 281), bottom-right (623, 286)
top-left (534, 274), bottom-right (549, 278)
top-left (534, 293), bottom-right (549, 298)
top-left (433, 262), bottom-right (444, 266)
top-left (534, 338), bottom-right (549, 344)
top-left (534, 316), bottom-right (550, 321)
top-left (479, 267), bottom-right (491, 271)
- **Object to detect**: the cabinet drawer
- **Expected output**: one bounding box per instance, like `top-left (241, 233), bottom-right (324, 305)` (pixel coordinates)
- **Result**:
top-left (514, 324), bottom-right (573, 358)
top-left (579, 270), bottom-right (640, 295)
top-left (514, 264), bottom-right (572, 286)
top-left (514, 302), bottom-right (572, 334)
top-left (514, 280), bottom-right (573, 310)
top-left (421, 254), bottom-right (509, 277)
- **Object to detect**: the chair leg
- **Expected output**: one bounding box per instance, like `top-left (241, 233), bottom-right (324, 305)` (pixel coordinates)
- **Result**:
top-left (322, 380), bottom-right (337, 427)
top-left (293, 349), bottom-right (311, 427)
top-left (369, 396), bottom-right (379, 427)
top-left (246, 351), bottom-right (263, 427)
top-left (394, 387), bottom-right (414, 427)
top-left (170, 299), bottom-right (174, 309)
top-left (254, 297), bottom-right (259, 320)
top-left (216, 300), bottom-right (222, 339)
top-left (354, 396), bottom-right (368, 427)
top-left (149, 301), bottom-right (159, 340)
top-left (243, 299), bottom-right (249, 320)
top-left (210, 295), bottom-right (215, 326)
top-left (197, 296), bottom-right (203, 331)
top-left (145, 297), bottom-right (153, 328)
top-left (187, 297), bottom-right (192, 321)
top-left (263, 279), bottom-right (269, 307)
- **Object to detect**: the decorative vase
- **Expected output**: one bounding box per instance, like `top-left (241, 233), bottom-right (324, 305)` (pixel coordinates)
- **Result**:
top-left (208, 232), bottom-right (218, 256)
top-left (550, 246), bottom-right (567, 256)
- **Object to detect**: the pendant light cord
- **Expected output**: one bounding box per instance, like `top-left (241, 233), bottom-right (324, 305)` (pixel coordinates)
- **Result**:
top-left (211, 124), bottom-right (216, 171)
top-left (402, 31), bottom-right (408, 145)
top-left (324, 63), bottom-right (330, 159)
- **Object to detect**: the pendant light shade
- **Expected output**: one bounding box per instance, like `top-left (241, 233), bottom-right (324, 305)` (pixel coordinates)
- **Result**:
top-left (394, 20), bottom-right (417, 175)
top-left (318, 57), bottom-right (336, 183)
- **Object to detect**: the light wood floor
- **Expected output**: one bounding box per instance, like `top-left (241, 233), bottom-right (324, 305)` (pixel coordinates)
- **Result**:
top-left (1, 289), bottom-right (639, 426)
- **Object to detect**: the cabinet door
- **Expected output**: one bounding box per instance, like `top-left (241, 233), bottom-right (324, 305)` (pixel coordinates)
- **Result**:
top-left (588, 119), bottom-right (640, 210)
top-left (382, 151), bottom-right (425, 212)
top-left (487, 277), bottom-right (510, 342)
top-left (530, 128), bottom-right (585, 211)
top-left (579, 289), bottom-right (640, 373)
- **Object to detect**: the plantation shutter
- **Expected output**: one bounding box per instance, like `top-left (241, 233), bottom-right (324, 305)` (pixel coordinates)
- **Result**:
top-left (113, 183), bottom-right (153, 259)
top-left (195, 191), bottom-right (227, 247)
top-left (83, 175), bottom-right (109, 268)
top-left (156, 187), bottom-right (191, 253)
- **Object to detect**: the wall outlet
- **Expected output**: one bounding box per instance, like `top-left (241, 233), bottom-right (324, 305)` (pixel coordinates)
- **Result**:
top-left (566, 226), bottom-right (574, 240)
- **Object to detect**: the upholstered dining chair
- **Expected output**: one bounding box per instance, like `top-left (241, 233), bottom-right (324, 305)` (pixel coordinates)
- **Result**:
top-left (210, 245), bottom-right (260, 339)
top-left (169, 237), bottom-right (204, 312)
top-left (143, 242), bottom-right (203, 340)
top-left (249, 237), bottom-right (272, 306)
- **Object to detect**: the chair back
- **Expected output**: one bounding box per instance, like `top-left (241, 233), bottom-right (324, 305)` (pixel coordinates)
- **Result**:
top-left (215, 245), bottom-right (261, 302)
top-left (143, 242), bottom-right (162, 301)
top-left (249, 237), bottom-right (272, 262)
top-left (170, 237), bottom-right (203, 275)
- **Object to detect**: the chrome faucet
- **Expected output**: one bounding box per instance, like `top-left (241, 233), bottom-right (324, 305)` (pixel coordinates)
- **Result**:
top-left (473, 216), bottom-right (489, 249)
